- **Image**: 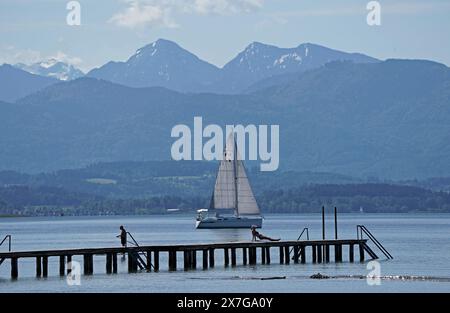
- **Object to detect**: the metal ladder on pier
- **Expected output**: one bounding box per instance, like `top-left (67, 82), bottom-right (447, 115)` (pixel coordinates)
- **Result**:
top-left (126, 232), bottom-right (154, 271)
top-left (291, 228), bottom-right (309, 261)
top-left (0, 235), bottom-right (12, 267)
top-left (357, 225), bottom-right (393, 260)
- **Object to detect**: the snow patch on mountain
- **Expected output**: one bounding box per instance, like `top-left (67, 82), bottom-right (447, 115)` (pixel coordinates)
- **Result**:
top-left (15, 60), bottom-right (84, 81)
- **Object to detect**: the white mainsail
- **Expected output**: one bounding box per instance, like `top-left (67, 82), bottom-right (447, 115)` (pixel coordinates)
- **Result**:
top-left (211, 134), bottom-right (260, 216)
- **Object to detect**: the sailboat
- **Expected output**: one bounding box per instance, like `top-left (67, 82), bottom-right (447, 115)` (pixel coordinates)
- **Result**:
top-left (195, 134), bottom-right (263, 229)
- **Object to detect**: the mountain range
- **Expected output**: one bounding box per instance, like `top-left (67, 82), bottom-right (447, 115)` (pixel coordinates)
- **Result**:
top-left (0, 54), bottom-right (449, 180)
top-left (87, 39), bottom-right (378, 93)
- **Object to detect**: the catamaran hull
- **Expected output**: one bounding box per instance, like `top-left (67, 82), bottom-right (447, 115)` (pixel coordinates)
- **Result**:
top-left (196, 217), bottom-right (263, 229)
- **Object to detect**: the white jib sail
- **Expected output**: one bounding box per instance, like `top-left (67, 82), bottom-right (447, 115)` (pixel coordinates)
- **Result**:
top-left (236, 160), bottom-right (260, 215)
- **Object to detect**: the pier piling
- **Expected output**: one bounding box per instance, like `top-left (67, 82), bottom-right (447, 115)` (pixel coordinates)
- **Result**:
top-left (224, 248), bottom-right (229, 267)
top-left (231, 248), bottom-right (236, 266)
top-left (153, 251), bottom-right (159, 272)
top-left (202, 249), bottom-right (208, 269)
top-left (261, 247), bottom-right (266, 265)
top-left (359, 243), bottom-right (365, 262)
top-left (42, 256), bottom-right (48, 277)
top-left (59, 255), bottom-right (65, 276)
top-left (11, 257), bottom-right (18, 279)
top-left (349, 244), bottom-right (354, 262)
top-left (279, 246), bottom-right (284, 264)
top-left (265, 247), bottom-right (271, 264)
top-left (36, 256), bottom-right (42, 277)
top-left (106, 253), bottom-right (112, 274)
top-left (209, 248), bottom-right (215, 268)
top-left (168, 251), bottom-right (177, 271)
top-left (112, 253), bottom-right (117, 273)
top-left (317, 245), bottom-right (322, 263)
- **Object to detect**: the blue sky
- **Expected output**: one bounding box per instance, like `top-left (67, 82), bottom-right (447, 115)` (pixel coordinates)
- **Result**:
top-left (1, 0), bottom-right (449, 72)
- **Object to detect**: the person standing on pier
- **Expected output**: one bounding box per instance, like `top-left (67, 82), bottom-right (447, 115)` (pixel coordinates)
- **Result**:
top-left (117, 225), bottom-right (127, 248)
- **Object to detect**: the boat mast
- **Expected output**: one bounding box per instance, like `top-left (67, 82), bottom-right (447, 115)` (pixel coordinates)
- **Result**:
top-left (233, 133), bottom-right (239, 217)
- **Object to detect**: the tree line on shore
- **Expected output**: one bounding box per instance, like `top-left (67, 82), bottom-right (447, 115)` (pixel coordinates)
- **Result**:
top-left (1, 183), bottom-right (449, 216)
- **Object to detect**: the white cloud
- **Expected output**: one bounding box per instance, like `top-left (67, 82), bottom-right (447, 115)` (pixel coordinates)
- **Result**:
top-left (109, 1), bottom-right (178, 29)
top-left (50, 51), bottom-right (83, 66)
top-left (110, 0), bottom-right (264, 29)
top-left (190, 0), bottom-right (263, 15)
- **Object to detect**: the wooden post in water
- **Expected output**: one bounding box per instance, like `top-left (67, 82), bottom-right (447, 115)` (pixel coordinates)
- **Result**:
top-left (349, 244), bottom-right (354, 262)
top-left (261, 247), bottom-right (266, 265)
top-left (284, 246), bottom-right (290, 264)
top-left (249, 247), bottom-right (257, 265)
top-left (231, 248), bottom-right (236, 267)
top-left (323, 206), bottom-right (327, 264)
top-left (42, 256), bottom-right (48, 277)
top-left (266, 247), bottom-right (271, 264)
top-left (224, 249), bottom-right (229, 267)
top-left (209, 248), bottom-right (215, 268)
top-left (242, 248), bottom-right (247, 265)
top-left (84, 254), bottom-right (89, 275)
top-left (59, 255), bottom-right (65, 276)
top-left (89, 254), bottom-right (94, 274)
top-left (11, 257), bottom-right (18, 279)
top-left (106, 253), bottom-right (112, 274)
top-left (168, 250), bottom-right (177, 271)
top-left (36, 256), bottom-right (42, 277)
top-left (312, 245), bottom-right (317, 263)
top-left (322, 206), bottom-right (326, 240)
top-left (153, 251), bottom-right (159, 272)
top-left (279, 246), bottom-right (284, 264)
top-left (112, 253), bottom-right (117, 273)
top-left (202, 249), bottom-right (208, 269)
top-left (334, 207), bottom-right (338, 239)
top-left (359, 243), bottom-right (365, 262)
top-left (317, 244), bottom-right (322, 263)
top-left (129, 252), bottom-right (138, 273)
top-left (127, 253), bottom-right (132, 273)
top-left (325, 245), bottom-right (330, 263)
top-left (183, 251), bottom-right (190, 271)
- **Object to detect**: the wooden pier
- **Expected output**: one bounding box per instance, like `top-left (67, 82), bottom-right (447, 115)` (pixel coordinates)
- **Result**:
top-left (0, 239), bottom-right (379, 279)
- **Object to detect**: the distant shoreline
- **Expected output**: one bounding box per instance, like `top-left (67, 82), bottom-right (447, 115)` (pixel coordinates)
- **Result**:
top-left (1, 211), bottom-right (450, 220)
top-left (0, 214), bottom-right (28, 218)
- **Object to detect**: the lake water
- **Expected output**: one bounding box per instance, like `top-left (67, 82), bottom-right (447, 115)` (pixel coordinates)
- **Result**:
top-left (0, 213), bottom-right (449, 293)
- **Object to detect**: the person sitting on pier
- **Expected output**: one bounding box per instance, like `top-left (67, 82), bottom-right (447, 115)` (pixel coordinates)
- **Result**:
top-left (251, 225), bottom-right (280, 242)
